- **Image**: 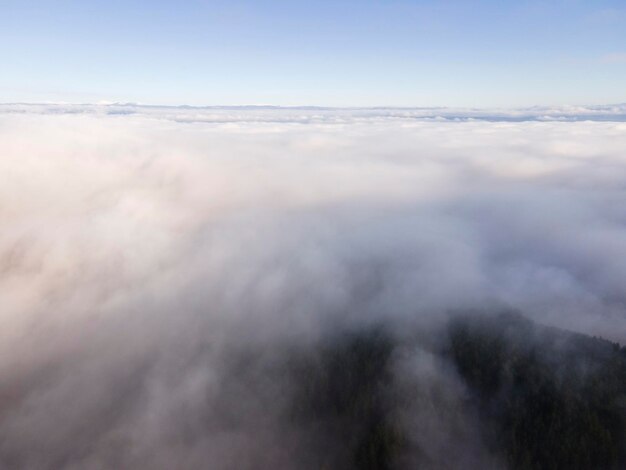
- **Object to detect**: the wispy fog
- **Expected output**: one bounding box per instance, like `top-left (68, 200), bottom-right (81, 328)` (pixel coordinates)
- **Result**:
top-left (0, 106), bottom-right (625, 468)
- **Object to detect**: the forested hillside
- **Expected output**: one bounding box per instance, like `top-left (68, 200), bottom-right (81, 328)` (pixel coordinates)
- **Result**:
top-left (449, 312), bottom-right (626, 470)
top-left (286, 313), bottom-right (626, 469)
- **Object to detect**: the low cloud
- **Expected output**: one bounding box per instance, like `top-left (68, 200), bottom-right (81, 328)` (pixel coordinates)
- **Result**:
top-left (0, 107), bottom-right (624, 468)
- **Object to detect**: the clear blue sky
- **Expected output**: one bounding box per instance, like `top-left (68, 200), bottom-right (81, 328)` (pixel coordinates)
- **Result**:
top-left (2, 0), bottom-right (626, 107)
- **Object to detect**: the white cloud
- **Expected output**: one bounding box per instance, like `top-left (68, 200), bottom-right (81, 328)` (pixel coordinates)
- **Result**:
top-left (3, 102), bottom-right (626, 123)
top-left (0, 107), bottom-right (625, 467)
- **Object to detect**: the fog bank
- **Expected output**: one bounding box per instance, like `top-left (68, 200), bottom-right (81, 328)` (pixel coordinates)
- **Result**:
top-left (0, 107), bottom-right (625, 468)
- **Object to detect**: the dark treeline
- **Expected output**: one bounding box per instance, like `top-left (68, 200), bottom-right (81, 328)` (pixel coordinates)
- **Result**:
top-left (284, 312), bottom-right (626, 469)
top-left (289, 327), bottom-right (402, 470)
top-left (449, 312), bottom-right (626, 470)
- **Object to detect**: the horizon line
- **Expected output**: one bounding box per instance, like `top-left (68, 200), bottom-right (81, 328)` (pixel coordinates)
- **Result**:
top-left (2, 101), bottom-right (626, 111)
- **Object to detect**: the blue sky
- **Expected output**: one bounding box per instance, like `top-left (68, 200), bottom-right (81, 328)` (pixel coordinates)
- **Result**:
top-left (2, 0), bottom-right (626, 107)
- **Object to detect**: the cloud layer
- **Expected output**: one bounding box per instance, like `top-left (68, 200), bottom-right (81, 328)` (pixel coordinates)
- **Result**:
top-left (3, 102), bottom-right (626, 123)
top-left (0, 107), bottom-right (625, 468)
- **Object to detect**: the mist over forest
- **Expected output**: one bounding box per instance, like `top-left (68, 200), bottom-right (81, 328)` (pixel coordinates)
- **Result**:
top-left (1, 106), bottom-right (625, 469)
